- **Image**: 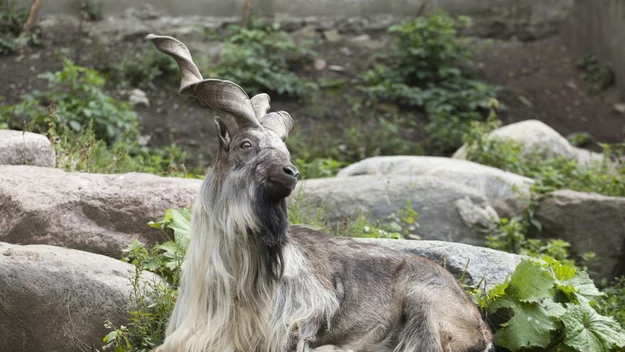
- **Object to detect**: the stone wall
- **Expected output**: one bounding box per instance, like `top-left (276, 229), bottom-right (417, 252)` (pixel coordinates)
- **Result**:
top-left (22, 0), bottom-right (571, 18)
top-left (560, 0), bottom-right (625, 95)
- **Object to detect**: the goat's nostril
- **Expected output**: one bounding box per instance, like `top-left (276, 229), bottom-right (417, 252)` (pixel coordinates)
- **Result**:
top-left (283, 166), bottom-right (300, 178)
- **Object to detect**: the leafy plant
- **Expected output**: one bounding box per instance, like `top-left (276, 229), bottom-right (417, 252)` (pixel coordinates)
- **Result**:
top-left (293, 157), bottom-right (346, 180)
top-left (49, 119), bottom-right (194, 176)
top-left (597, 277), bottom-right (625, 328)
top-left (288, 115), bottom-right (418, 179)
top-left (577, 53), bottom-right (615, 93)
top-left (203, 22), bottom-right (317, 98)
top-left (82, 0), bottom-right (104, 21)
top-left (359, 10), bottom-right (498, 153)
top-left (479, 257), bottom-right (625, 352)
top-left (484, 217), bottom-right (596, 270)
top-left (105, 45), bottom-right (178, 89)
top-left (1, 58), bottom-right (140, 143)
top-left (103, 208), bottom-right (190, 351)
top-left (0, 0), bottom-right (38, 54)
top-left (463, 113), bottom-right (625, 198)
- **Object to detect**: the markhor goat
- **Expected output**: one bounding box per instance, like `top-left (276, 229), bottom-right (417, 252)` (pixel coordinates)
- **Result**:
top-left (148, 34), bottom-right (494, 352)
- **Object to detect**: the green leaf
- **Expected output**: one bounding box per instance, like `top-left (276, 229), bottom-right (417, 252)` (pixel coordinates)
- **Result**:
top-left (507, 259), bottom-right (555, 303)
top-left (68, 120), bottom-right (82, 131)
top-left (103, 330), bottom-right (117, 343)
top-left (167, 208), bottom-right (191, 248)
top-left (563, 271), bottom-right (604, 304)
top-left (562, 304), bottom-right (625, 352)
top-left (495, 301), bottom-right (557, 351)
top-left (542, 297), bottom-right (566, 318)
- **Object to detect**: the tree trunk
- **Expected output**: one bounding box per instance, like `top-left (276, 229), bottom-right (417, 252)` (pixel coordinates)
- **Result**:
top-left (416, 0), bottom-right (430, 17)
top-left (241, 0), bottom-right (256, 27)
top-left (22, 0), bottom-right (42, 32)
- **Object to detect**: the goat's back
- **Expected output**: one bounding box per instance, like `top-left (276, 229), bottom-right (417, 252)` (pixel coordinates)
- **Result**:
top-left (286, 225), bottom-right (493, 352)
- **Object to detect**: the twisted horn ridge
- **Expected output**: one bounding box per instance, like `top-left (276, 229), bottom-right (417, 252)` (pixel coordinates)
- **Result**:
top-left (146, 34), bottom-right (202, 95)
top-left (147, 34), bottom-right (261, 130)
top-left (194, 80), bottom-right (260, 130)
top-left (251, 93), bottom-right (271, 119)
top-left (259, 111), bottom-right (294, 140)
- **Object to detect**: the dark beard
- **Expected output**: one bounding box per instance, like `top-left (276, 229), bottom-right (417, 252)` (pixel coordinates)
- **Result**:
top-left (252, 186), bottom-right (288, 281)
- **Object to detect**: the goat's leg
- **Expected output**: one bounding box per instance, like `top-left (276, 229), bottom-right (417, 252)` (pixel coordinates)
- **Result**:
top-left (394, 298), bottom-right (441, 352)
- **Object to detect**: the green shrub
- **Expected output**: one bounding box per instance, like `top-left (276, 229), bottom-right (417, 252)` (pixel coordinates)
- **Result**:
top-left (359, 10), bottom-right (498, 153)
top-left (483, 217), bottom-right (597, 271)
top-left (105, 45), bottom-right (178, 89)
top-left (0, 0), bottom-right (38, 54)
top-left (597, 277), bottom-right (625, 328)
top-left (463, 113), bottom-right (625, 198)
top-left (1, 58), bottom-right (140, 143)
top-left (45, 113), bottom-right (194, 176)
top-left (103, 209), bottom-right (189, 351)
top-left (288, 116), bottom-right (418, 179)
top-left (478, 257), bottom-right (625, 352)
top-left (577, 53), bottom-right (615, 93)
top-left (203, 23), bottom-right (317, 98)
top-left (293, 158), bottom-right (346, 180)
top-left (81, 0), bottom-right (104, 21)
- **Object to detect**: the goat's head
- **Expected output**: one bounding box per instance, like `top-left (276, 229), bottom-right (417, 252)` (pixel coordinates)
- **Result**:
top-left (148, 34), bottom-right (299, 202)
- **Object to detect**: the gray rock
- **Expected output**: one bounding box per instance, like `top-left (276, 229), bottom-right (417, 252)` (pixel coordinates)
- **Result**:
top-left (455, 197), bottom-right (499, 230)
top-left (348, 34), bottom-right (386, 50)
top-left (0, 242), bottom-right (160, 352)
top-left (355, 238), bottom-right (522, 289)
top-left (129, 88), bottom-right (150, 107)
top-left (337, 156), bottom-right (533, 218)
top-left (0, 130), bottom-right (56, 167)
top-left (296, 175), bottom-right (501, 246)
top-left (291, 25), bottom-right (320, 42)
top-left (452, 120), bottom-right (604, 165)
top-left (0, 165), bottom-right (201, 258)
top-left (535, 190), bottom-right (625, 280)
top-left (323, 29), bottom-right (342, 42)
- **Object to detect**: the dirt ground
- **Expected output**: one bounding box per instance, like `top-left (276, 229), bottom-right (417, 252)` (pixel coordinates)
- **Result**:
top-left (474, 37), bottom-right (624, 149)
top-left (1, 19), bottom-right (623, 167)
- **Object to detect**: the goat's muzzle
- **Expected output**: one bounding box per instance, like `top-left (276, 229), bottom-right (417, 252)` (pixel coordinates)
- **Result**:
top-left (266, 163), bottom-right (299, 201)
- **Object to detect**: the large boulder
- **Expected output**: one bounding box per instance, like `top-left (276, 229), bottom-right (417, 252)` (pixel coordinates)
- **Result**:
top-left (356, 238), bottom-right (522, 289)
top-left (0, 242), bottom-right (160, 352)
top-left (535, 190), bottom-right (625, 280)
top-left (452, 120), bottom-right (604, 165)
top-left (0, 165), bottom-right (202, 258)
top-left (298, 175), bottom-right (502, 246)
top-left (337, 156), bottom-right (533, 217)
top-left (0, 130), bottom-right (56, 167)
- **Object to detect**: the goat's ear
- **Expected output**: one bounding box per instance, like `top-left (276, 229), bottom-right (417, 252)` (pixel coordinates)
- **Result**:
top-left (214, 117), bottom-right (231, 152)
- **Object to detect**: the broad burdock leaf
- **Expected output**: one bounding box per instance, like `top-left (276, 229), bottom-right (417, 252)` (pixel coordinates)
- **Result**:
top-left (508, 259), bottom-right (555, 303)
top-left (544, 256), bottom-right (604, 305)
top-left (495, 301), bottom-right (557, 351)
top-left (562, 304), bottom-right (625, 352)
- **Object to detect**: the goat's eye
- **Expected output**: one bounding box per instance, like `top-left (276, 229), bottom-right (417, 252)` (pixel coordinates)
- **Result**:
top-left (241, 141), bottom-right (252, 149)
